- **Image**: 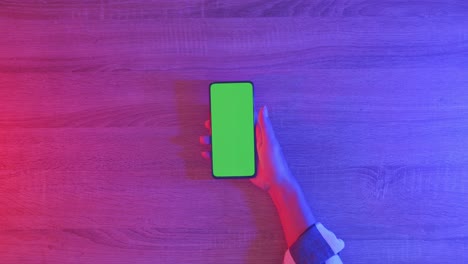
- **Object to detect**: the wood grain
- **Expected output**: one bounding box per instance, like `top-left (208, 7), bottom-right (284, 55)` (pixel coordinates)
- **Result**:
top-left (1, 0), bottom-right (468, 18)
top-left (1, 1), bottom-right (468, 263)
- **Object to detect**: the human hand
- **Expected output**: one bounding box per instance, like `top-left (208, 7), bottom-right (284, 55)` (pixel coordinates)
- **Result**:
top-left (200, 105), bottom-right (296, 192)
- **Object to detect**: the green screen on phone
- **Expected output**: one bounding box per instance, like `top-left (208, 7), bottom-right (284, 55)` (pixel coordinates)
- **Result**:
top-left (210, 82), bottom-right (256, 178)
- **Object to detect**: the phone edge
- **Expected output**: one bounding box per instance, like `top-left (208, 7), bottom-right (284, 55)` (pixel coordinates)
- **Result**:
top-left (209, 81), bottom-right (257, 179)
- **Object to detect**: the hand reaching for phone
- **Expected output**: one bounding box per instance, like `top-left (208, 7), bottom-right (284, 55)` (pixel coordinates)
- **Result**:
top-left (199, 105), bottom-right (296, 193)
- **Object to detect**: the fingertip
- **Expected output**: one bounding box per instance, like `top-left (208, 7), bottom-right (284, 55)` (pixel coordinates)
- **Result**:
top-left (259, 105), bottom-right (276, 144)
top-left (199, 135), bottom-right (211, 145)
top-left (258, 105), bottom-right (267, 130)
top-left (201, 151), bottom-right (211, 160)
top-left (258, 105), bottom-right (264, 122)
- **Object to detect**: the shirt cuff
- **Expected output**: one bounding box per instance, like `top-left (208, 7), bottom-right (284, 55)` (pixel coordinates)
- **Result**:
top-left (283, 222), bottom-right (345, 264)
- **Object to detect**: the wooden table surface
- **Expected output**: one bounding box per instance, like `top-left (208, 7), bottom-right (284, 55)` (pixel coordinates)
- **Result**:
top-left (1, 1), bottom-right (468, 263)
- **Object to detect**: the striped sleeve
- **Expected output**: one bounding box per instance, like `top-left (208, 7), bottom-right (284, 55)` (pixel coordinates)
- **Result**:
top-left (283, 223), bottom-right (345, 264)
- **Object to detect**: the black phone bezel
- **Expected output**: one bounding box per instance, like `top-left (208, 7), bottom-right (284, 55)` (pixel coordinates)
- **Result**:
top-left (209, 81), bottom-right (258, 179)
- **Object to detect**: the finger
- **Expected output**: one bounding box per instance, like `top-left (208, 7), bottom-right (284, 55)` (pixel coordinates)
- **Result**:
top-left (201, 151), bottom-right (212, 160)
top-left (255, 111), bottom-right (263, 149)
top-left (205, 119), bottom-right (211, 131)
top-left (199, 135), bottom-right (211, 145)
top-left (258, 105), bottom-right (277, 145)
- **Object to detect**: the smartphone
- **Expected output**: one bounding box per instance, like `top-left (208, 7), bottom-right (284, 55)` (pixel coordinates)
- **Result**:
top-left (209, 81), bottom-right (256, 178)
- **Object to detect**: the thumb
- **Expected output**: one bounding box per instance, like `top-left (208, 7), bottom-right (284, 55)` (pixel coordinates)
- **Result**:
top-left (258, 105), bottom-right (277, 146)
